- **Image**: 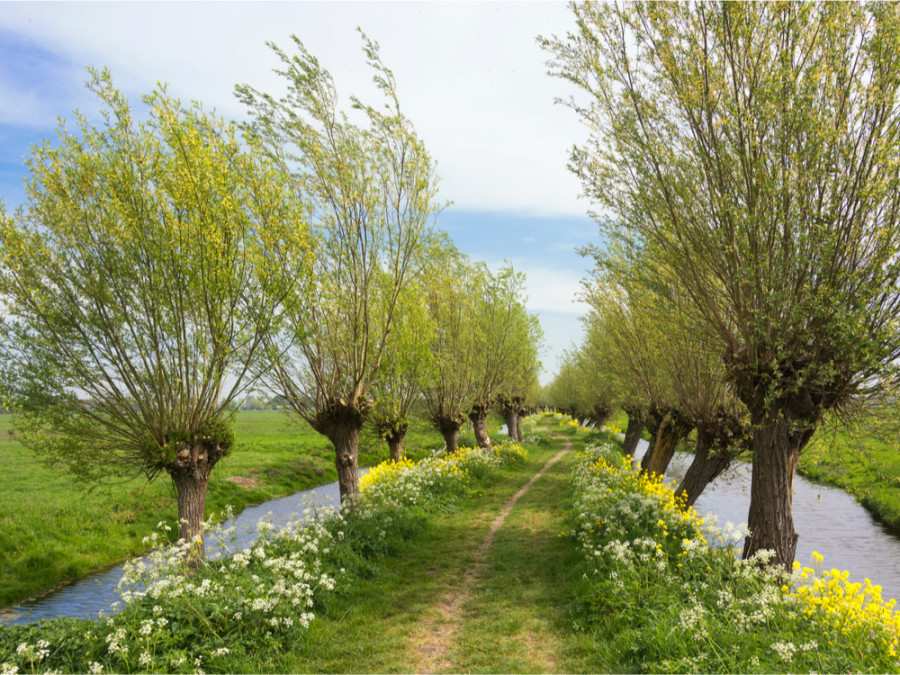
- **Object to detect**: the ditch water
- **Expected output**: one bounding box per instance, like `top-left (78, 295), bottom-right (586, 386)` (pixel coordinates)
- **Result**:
top-left (634, 440), bottom-right (900, 602)
top-left (1, 470), bottom-right (368, 626)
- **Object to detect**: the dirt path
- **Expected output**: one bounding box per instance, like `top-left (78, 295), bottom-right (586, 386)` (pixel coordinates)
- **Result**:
top-left (411, 443), bottom-right (572, 673)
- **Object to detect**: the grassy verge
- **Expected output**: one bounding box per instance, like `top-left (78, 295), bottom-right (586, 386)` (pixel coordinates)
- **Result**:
top-left (0, 429), bottom-right (537, 674)
top-left (0, 410), bottom-right (500, 609)
top-left (798, 416), bottom-right (900, 532)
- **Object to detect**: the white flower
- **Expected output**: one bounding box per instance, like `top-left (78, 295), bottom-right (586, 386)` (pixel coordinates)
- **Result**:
top-left (211, 647), bottom-right (230, 657)
top-left (139, 652), bottom-right (152, 667)
top-left (1, 663), bottom-right (18, 675)
top-left (87, 662), bottom-right (104, 674)
top-left (771, 641), bottom-right (797, 662)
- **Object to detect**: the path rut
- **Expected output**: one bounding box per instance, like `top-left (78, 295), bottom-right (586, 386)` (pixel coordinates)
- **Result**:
top-left (412, 443), bottom-right (572, 673)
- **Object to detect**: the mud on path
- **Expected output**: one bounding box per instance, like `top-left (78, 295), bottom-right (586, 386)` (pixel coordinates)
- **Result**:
top-left (411, 442), bottom-right (572, 673)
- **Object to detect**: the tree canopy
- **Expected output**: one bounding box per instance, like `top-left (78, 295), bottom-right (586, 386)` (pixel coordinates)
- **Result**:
top-left (545, 1), bottom-right (900, 567)
top-left (0, 70), bottom-right (310, 553)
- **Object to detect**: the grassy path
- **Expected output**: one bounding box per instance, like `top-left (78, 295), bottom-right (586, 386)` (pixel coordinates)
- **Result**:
top-left (273, 432), bottom-right (593, 674)
top-left (411, 444), bottom-right (572, 673)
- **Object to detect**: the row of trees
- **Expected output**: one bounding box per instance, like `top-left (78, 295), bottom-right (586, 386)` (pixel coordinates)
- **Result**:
top-left (0, 34), bottom-right (541, 559)
top-left (543, 1), bottom-right (900, 569)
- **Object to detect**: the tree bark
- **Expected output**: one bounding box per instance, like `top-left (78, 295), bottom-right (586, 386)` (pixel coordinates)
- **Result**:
top-left (168, 439), bottom-right (225, 563)
top-left (675, 432), bottom-right (734, 507)
top-left (641, 408), bottom-right (664, 471)
top-left (172, 470), bottom-right (209, 562)
top-left (503, 407), bottom-right (519, 442)
top-left (742, 413), bottom-right (801, 569)
top-left (643, 421), bottom-right (679, 476)
top-left (437, 416), bottom-right (462, 454)
top-left (515, 412), bottom-right (525, 442)
top-left (623, 416), bottom-right (644, 456)
top-left (468, 404), bottom-right (492, 448)
top-left (312, 401), bottom-right (369, 506)
top-left (386, 424), bottom-right (408, 463)
top-left (590, 402), bottom-right (611, 429)
top-left (328, 421), bottom-right (362, 505)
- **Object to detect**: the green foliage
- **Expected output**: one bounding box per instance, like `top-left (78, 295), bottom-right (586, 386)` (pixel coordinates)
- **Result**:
top-left (237, 32), bottom-right (443, 435)
top-left (0, 69), bottom-right (309, 484)
top-left (544, 1), bottom-right (900, 417)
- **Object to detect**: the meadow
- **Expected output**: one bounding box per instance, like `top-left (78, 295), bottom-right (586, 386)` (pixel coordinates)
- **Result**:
top-left (0, 410), bottom-right (493, 610)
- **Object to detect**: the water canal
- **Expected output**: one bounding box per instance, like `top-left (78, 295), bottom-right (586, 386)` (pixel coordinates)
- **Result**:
top-left (1, 471), bottom-right (366, 625)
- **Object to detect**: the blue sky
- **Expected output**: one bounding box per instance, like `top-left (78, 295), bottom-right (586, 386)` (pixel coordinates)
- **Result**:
top-left (0, 2), bottom-right (599, 384)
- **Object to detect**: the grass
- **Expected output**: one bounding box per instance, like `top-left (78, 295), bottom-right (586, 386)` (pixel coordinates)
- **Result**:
top-left (798, 413), bottom-right (900, 532)
top-left (0, 423), bottom-right (544, 674)
top-left (0, 409), bottom-right (501, 610)
top-left (4, 414), bottom-right (896, 673)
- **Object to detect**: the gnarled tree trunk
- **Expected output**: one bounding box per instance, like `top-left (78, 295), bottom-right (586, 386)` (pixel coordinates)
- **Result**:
top-left (675, 430), bottom-right (732, 508)
top-left (386, 423), bottom-right (408, 463)
top-left (742, 412), bottom-right (817, 569)
top-left (515, 411), bottom-right (526, 442)
top-left (503, 406), bottom-right (519, 442)
top-left (642, 409), bottom-right (691, 477)
top-left (468, 403), bottom-right (492, 448)
top-left (437, 415), bottom-right (463, 454)
top-left (591, 402), bottom-right (612, 429)
top-left (313, 401), bottom-right (370, 506)
top-left (622, 414), bottom-right (644, 456)
top-left (169, 438), bottom-right (227, 563)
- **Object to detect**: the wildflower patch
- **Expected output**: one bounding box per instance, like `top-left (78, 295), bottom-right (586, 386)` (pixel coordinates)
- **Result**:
top-left (567, 436), bottom-right (900, 673)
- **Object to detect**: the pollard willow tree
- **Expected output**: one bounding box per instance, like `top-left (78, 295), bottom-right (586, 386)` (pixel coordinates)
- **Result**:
top-left (237, 33), bottom-right (442, 502)
top-left (0, 71), bottom-right (309, 558)
top-left (545, 2), bottom-right (900, 567)
top-left (467, 264), bottom-right (536, 448)
top-left (495, 313), bottom-right (542, 444)
top-left (369, 275), bottom-right (436, 462)
top-left (420, 256), bottom-right (482, 454)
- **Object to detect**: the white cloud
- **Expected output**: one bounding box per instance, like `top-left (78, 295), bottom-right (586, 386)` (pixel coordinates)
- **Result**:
top-left (0, 1), bottom-right (590, 216)
top-left (522, 265), bottom-right (590, 315)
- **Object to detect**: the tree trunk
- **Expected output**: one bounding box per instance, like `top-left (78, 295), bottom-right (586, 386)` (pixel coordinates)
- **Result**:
top-left (643, 421), bottom-right (679, 477)
top-left (168, 439), bottom-right (225, 564)
top-left (386, 424), bottom-right (408, 463)
top-left (468, 404), bottom-right (492, 448)
top-left (312, 402), bottom-right (369, 506)
top-left (675, 433), bottom-right (734, 508)
top-left (172, 470), bottom-right (209, 562)
top-left (622, 416), bottom-right (644, 456)
top-left (437, 416), bottom-right (462, 454)
top-left (328, 421), bottom-right (361, 505)
top-left (742, 413), bottom-right (800, 569)
top-left (515, 412), bottom-right (525, 442)
top-left (591, 403), bottom-right (611, 429)
top-left (503, 407), bottom-right (519, 442)
top-left (641, 408), bottom-right (664, 471)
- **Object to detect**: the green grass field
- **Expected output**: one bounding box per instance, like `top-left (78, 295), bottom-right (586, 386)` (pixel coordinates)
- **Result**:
top-left (0, 410), bottom-right (499, 609)
top-left (799, 415), bottom-right (900, 533)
